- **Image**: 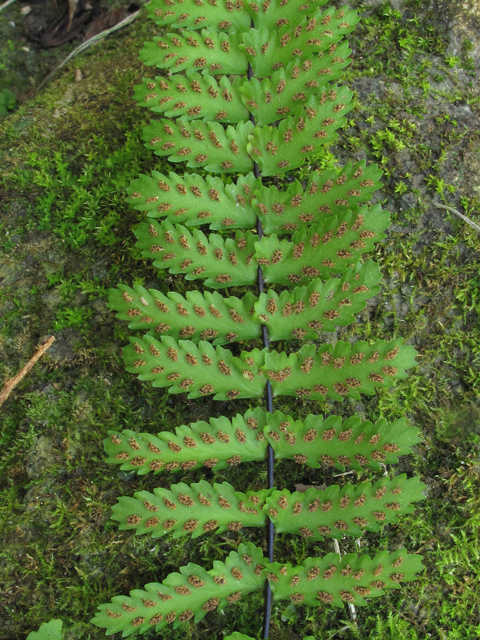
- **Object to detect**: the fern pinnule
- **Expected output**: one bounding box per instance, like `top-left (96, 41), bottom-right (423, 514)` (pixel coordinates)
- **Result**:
top-left (264, 411), bottom-right (420, 471)
top-left (128, 171), bottom-right (259, 230)
top-left (147, 0), bottom-right (253, 33)
top-left (266, 474), bottom-right (425, 540)
top-left (109, 286), bottom-right (261, 345)
top-left (135, 73), bottom-right (249, 123)
top-left (93, 542), bottom-right (268, 635)
top-left (112, 479), bottom-right (270, 538)
top-left (247, 90), bottom-right (353, 176)
top-left (143, 118), bottom-right (255, 173)
top-left (254, 160), bottom-right (384, 233)
top-left (134, 221), bottom-right (258, 288)
top-left (104, 409), bottom-right (270, 475)
top-left (241, 11), bottom-right (358, 78)
top-left (140, 30), bottom-right (248, 75)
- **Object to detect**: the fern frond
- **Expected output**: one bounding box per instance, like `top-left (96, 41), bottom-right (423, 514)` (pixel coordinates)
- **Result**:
top-left (144, 119), bottom-right (254, 173)
top-left (264, 338), bottom-right (417, 400)
top-left (148, 0), bottom-right (252, 32)
top-left (254, 261), bottom-right (382, 341)
top-left (256, 205), bottom-right (390, 285)
top-left (135, 73), bottom-right (249, 123)
top-left (92, 542), bottom-right (269, 635)
top-left (264, 410), bottom-right (420, 471)
top-left (109, 286), bottom-right (261, 345)
top-left (266, 475), bottom-right (425, 540)
top-left (112, 480), bottom-right (270, 538)
top-left (254, 161), bottom-right (383, 234)
top-left (134, 220), bottom-right (257, 289)
top-left (248, 90), bottom-right (353, 176)
top-left (268, 550), bottom-right (424, 607)
top-left (243, 10), bottom-right (358, 78)
top-left (239, 45), bottom-right (351, 126)
top-left (128, 171), bottom-right (258, 230)
top-left (140, 30), bottom-right (248, 75)
top-left (104, 409), bottom-right (270, 475)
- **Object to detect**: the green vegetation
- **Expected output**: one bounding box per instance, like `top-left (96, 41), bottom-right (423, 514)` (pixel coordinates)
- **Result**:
top-left (0, 1), bottom-right (479, 639)
top-left (0, 87), bottom-right (16, 117)
top-left (26, 620), bottom-right (63, 640)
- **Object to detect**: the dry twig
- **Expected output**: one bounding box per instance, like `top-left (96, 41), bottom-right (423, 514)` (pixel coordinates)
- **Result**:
top-left (0, 336), bottom-right (55, 407)
top-left (30, 9), bottom-right (141, 99)
top-left (435, 201), bottom-right (480, 234)
top-left (332, 538), bottom-right (357, 624)
top-left (0, 0), bottom-right (16, 13)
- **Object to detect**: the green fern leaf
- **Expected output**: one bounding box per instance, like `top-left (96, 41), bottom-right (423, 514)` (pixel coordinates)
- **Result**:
top-left (134, 221), bottom-right (257, 289)
top-left (247, 90), bottom-right (353, 176)
top-left (124, 336), bottom-right (267, 399)
top-left (254, 261), bottom-right (381, 341)
top-left (127, 171), bottom-right (259, 230)
top-left (264, 338), bottom-right (417, 400)
top-left (148, 0), bottom-right (252, 32)
top-left (265, 475), bottom-right (425, 540)
top-left (268, 550), bottom-right (424, 607)
top-left (242, 10), bottom-right (358, 78)
top-left (264, 411), bottom-right (420, 472)
top-left (255, 206), bottom-right (390, 285)
top-left (143, 119), bottom-right (254, 173)
top-left (26, 620), bottom-right (63, 640)
top-left (254, 161), bottom-right (383, 234)
top-left (244, 0), bottom-right (329, 31)
top-left (140, 30), bottom-right (248, 75)
top-left (112, 480), bottom-right (270, 538)
top-left (104, 409), bottom-right (270, 475)
top-left (109, 286), bottom-right (261, 345)
top-left (92, 542), bottom-right (269, 635)
top-left (135, 73), bottom-right (249, 123)
top-left (239, 45), bottom-right (351, 126)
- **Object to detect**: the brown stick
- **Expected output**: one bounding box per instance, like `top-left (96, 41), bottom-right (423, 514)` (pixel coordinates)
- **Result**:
top-left (0, 336), bottom-right (55, 407)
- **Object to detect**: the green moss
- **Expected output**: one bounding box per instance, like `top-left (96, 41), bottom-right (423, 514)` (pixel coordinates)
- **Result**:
top-left (1, 1), bottom-right (479, 638)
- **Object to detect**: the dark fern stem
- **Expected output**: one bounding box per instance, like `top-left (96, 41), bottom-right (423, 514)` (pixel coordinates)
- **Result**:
top-left (248, 48), bottom-right (275, 636)
top-left (248, 58), bottom-right (275, 640)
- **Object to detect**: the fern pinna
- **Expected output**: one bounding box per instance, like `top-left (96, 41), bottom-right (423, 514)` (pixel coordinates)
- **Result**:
top-left (94, 1), bottom-right (424, 637)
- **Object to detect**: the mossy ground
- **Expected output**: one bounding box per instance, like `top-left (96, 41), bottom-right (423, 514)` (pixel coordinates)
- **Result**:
top-left (1, 1), bottom-right (479, 639)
